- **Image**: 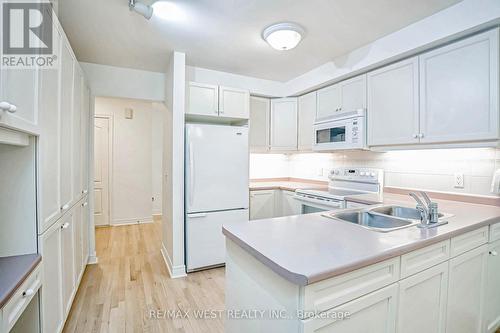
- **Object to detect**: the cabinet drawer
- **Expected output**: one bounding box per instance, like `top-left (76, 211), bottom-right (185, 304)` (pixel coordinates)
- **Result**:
top-left (301, 257), bottom-right (400, 315)
top-left (401, 240), bottom-right (450, 278)
top-left (451, 226), bottom-right (489, 257)
top-left (2, 263), bottom-right (41, 332)
top-left (490, 223), bottom-right (500, 243)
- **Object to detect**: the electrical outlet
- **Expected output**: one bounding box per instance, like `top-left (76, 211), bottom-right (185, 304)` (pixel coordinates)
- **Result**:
top-left (317, 168), bottom-right (324, 176)
top-left (454, 173), bottom-right (464, 188)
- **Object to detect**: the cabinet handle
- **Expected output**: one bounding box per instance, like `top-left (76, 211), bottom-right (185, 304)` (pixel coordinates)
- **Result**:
top-left (82, 190), bottom-right (88, 194)
top-left (418, 133), bottom-right (424, 138)
top-left (61, 222), bottom-right (70, 229)
top-left (61, 204), bottom-right (69, 211)
top-left (490, 250), bottom-right (498, 256)
top-left (22, 289), bottom-right (34, 298)
top-left (0, 101), bottom-right (11, 112)
top-left (413, 134), bottom-right (418, 139)
top-left (82, 202), bottom-right (88, 207)
top-left (7, 104), bottom-right (17, 113)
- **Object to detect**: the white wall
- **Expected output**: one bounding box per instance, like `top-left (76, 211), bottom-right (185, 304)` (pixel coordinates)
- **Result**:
top-left (95, 97), bottom-right (164, 225)
top-left (250, 148), bottom-right (500, 197)
top-left (162, 51), bottom-right (186, 278)
top-left (151, 103), bottom-right (164, 215)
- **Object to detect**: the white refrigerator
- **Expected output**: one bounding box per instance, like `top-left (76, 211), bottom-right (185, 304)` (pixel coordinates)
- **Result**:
top-left (185, 123), bottom-right (249, 271)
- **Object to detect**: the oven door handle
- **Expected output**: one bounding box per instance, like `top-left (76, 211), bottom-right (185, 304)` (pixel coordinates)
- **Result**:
top-left (293, 195), bottom-right (343, 209)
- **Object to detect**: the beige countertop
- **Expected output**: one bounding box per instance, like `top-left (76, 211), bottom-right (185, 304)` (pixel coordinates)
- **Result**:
top-left (249, 178), bottom-right (328, 192)
top-left (223, 194), bottom-right (500, 286)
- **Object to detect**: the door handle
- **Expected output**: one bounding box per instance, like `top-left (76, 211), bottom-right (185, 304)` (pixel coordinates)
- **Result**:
top-left (189, 142), bottom-right (195, 206)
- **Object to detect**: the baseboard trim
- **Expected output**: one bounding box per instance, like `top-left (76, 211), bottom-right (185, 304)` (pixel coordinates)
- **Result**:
top-left (111, 217), bottom-right (153, 226)
top-left (88, 252), bottom-right (98, 265)
top-left (161, 243), bottom-right (187, 278)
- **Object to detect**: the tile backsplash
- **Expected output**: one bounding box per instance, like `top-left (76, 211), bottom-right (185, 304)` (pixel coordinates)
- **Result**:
top-left (250, 148), bottom-right (500, 197)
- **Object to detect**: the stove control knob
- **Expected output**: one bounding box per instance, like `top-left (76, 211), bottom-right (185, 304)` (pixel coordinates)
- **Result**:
top-left (370, 172), bottom-right (376, 177)
top-left (360, 172), bottom-right (366, 176)
top-left (334, 170), bottom-right (339, 175)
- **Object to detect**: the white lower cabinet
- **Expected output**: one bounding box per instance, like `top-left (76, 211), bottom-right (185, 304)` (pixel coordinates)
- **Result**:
top-left (280, 190), bottom-right (301, 217)
top-left (446, 244), bottom-right (488, 333)
top-left (302, 284), bottom-right (398, 333)
top-left (484, 240), bottom-right (500, 333)
top-left (60, 212), bottom-right (75, 317)
top-left (249, 190), bottom-right (275, 220)
top-left (397, 262), bottom-right (448, 333)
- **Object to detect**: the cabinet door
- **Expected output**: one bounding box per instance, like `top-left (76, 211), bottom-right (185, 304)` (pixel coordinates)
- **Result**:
top-left (419, 29), bottom-right (499, 143)
top-left (187, 82), bottom-right (219, 116)
top-left (316, 84), bottom-right (341, 122)
top-left (72, 66), bottom-right (83, 199)
top-left (340, 74), bottom-right (366, 113)
top-left (73, 204), bottom-right (83, 283)
top-left (298, 91), bottom-right (316, 151)
top-left (398, 262), bottom-right (448, 333)
top-left (60, 41), bottom-right (75, 212)
top-left (39, 221), bottom-right (64, 333)
top-left (81, 199), bottom-right (89, 267)
top-left (281, 190), bottom-right (301, 217)
top-left (446, 244), bottom-right (488, 333)
top-left (302, 284), bottom-right (397, 333)
top-left (60, 213), bottom-right (75, 317)
top-left (80, 84), bottom-right (90, 195)
top-left (270, 98), bottom-right (298, 151)
top-left (219, 86), bottom-right (249, 119)
top-left (39, 23), bottom-right (62, 232)
top-left (249, 96), bottom-right (270, 152)
top-left (484, 240), bottom-right (500, 333)
top-left (367, 57), bottom-right (419, 146)
top-left (249, 190), bottom-right (275, 220)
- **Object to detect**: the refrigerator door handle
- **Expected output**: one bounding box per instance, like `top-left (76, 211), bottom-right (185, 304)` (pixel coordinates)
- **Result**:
top-left (189, 142), bottom-right (195, 206)
top-left (189, 213), bottom-right (207, 218)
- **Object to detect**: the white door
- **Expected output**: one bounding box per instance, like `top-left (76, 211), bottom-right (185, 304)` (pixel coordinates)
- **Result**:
top-left (302, 284), bottom-right (397, 333)
top-left (39, 25), bottom-right (62, 233)
top-left (398, 262), bottom-right (448, 333)
top-left (249, 96), bottom-right (270, 152)
top-left (298, 91), bottom-right (316, 151)
top-left (94, 117), bottom-right (110, 226)
top-left (60, 42), bottom-right (75, 213)
top-left (186, 209), bottom-right (248, 271)
top-left (186, 124), bottom-right (249, 213)
top-left (484, 240), bottom-right (500, 333)
top-left (249, 190), bottom-right (275, 220)
top-left (187, 82), bottom-right (219, 116)
top-left (60, 212), bottom-right (75, 317)
top-left (419, 29), bottom-right (499, 143)
top-left (316, 84), bottom-right (341, 122)
top-left (39, 221), bottom-right (64, 333)
top-left (270, 98), bottom-right (298, 151)
top-left (219, 86), bottom-right (249, 119)
top-left (446, 244), bottom-right (488, 333)
top-left (367, 57), bottom-right (420, 146)
top-left (340, 74), bottom-right (367, 113)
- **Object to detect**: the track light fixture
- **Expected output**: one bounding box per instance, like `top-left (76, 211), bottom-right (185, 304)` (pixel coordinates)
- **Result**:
top-left (129, 0), bottom-right (153, 19)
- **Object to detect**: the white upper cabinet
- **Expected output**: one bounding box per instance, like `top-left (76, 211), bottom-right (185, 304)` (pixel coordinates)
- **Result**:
top-left (249, 96), bottom-right (270, 152)
top-left (340, 75), bottom-right (366, 114)
top-left (316, 84), bottom-right (340, 122)
top-left (81, 84), bottom-right (91, 195)
top-left (368, 57), bottom-right (420, 146)
top-left (72, 66), bottom-right (83, 199)
top-left (187, 82), bottom-right (249, 119)
top-left (187, 82), bottom-right (219, 117)
top-left (419, 29), bottom-right (499, 144)
top-left (219, 86), bottom-right (250, 119)
top-left (298, 91), bottom-right (316, 150)
top-left (270, 98), bottom-right (298, 151)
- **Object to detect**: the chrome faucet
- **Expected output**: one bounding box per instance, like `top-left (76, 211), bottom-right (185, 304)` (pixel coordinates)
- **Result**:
top-left (409, 191), bottom-right (440, 225)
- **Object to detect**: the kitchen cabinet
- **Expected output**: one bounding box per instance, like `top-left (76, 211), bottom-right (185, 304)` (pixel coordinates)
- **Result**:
top-left (219, 86), bottom-right (250, 119)
top-left (397, 262), bottom-right (448, 333)
top-left (367, 57), bottom-right (419, 146)
top-left (72, 66), bottom-right (83, 199)
top-left (249, 190), bottom-right (275, 220)
top-left (419, 29), bottom-right (499, 144)
top-left (270, 98), bottom-right (298, 151)
top-left (316, 74), bottom-right (366, 122)
top-left (81, 84), bottom-right (91, 195)
top-left (73, 204), bottom-right (83, 283)
top-left (81, 199), bottom-right (90, 269)
top-left (298, 91), bottom-right (316, 150)
top-left (446, 244), bottom-right (488, 333)
top-left (187, 82), bottom-right (249, 119)
top-left (484, 240), bottom-right (500, 333)
top-left (39, 220), bottom-right (64, 333)
top-left (60, 41), bottom-right (75, 214)
top-left (249, 96), bottom-right (270, 152)
top-left (61, 212), bottom-right (75, 317)
top-left (279, 190), bottom-right (301, 217)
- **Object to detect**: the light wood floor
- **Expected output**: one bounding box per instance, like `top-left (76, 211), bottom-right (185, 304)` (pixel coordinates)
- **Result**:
top-left (63, 218), bottom-right (225, 333)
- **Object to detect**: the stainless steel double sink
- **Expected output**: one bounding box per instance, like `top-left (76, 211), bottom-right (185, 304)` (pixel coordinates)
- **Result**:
top-left (323, 205), bottom-right (453, 232)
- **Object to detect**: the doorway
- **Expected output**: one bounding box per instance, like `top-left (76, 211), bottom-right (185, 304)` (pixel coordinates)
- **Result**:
top-left (93, 116), bottom-right (111, 226)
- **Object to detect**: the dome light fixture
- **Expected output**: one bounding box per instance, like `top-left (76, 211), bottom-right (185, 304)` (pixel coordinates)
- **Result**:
top-left (262, 22), bottom-right (304, 51)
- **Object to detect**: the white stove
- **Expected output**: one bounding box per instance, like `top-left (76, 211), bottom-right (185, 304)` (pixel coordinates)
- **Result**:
top-left (294, 168), bottom-right (384, 214)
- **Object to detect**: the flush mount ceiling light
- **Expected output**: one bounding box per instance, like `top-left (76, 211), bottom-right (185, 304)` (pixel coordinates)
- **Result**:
top-left (262, 22), bottom-right (305, 51)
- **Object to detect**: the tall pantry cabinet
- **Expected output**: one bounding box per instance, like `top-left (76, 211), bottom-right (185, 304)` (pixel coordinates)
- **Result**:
top-left (37, 9), bottom-right (92, 333)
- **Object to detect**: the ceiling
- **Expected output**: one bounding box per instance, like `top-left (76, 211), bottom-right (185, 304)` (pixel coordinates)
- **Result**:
top-left (58, 0), bottom-right (463, 81)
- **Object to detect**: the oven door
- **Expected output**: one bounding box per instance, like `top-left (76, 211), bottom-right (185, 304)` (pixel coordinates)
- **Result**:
top-left (312, 117), bottom-right (365, 151)
top-left (294, 194), bottom-right (345, 214)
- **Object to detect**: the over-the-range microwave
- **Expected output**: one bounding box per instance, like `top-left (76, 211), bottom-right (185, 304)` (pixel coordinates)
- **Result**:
top-left (312, 109), bottom-right (367, 151)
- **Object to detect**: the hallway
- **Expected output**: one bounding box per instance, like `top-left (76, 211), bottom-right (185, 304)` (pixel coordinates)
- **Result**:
top-left (63, 218), bottom-right (225, 333)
